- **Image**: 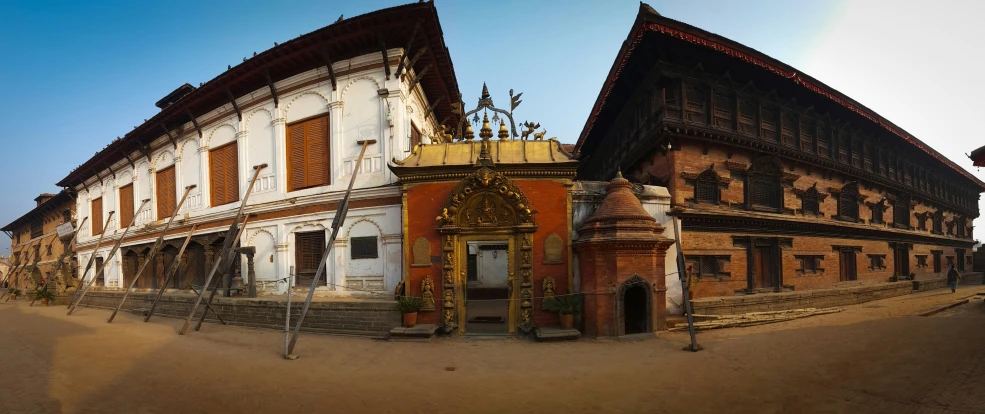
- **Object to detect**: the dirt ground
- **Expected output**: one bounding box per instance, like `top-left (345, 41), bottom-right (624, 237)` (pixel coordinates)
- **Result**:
top-left (2, 283), bottom-right (984, 414)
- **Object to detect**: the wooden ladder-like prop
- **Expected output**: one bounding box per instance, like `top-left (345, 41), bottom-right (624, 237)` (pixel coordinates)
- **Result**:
top-left (29, 218), bottom-right (89, 306)
top-left (106, 186), bottom-right (197, 323)
top-left (287, 139), bottom-right (375, 356)
top-left (68, 200), bottom-right (150, 315)
top-left (178, 164), bottom-right (267, 335)
top-left (143, 223), bottom-right (228, 325)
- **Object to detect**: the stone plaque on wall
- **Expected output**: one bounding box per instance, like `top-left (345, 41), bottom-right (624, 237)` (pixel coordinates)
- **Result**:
top-left (412, 237), bottom-right (431, 267)
top-left (543, 233), bottom-right (563, 264)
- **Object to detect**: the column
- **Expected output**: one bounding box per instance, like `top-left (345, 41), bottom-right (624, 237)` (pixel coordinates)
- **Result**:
top-left (271, 109), bottom-right (287, 196)
top-left (198, 144), bottom-right (210, 212)
top-left (148, 166), bottom-right (157, 221)
top-left (236, 129), bottom-right (249, 201)
top-left (327, 101), bottom-right (344, 190)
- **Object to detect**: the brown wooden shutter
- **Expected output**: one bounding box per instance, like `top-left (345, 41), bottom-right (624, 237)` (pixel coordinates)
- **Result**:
top-left (411, 122), bottom-right (422, 147)
top-left (119, 184), bottom-right (134, 225)
top-left (209, 142), bottom-right (238, 206)
top-left (156, 166), bottom-right (176, 220)
top-left (91, 197), bottom-right (103, 236)
top-left (287, 115), bottom-right (330, 192)
top-left (295, 231), bottom-right (326, 286)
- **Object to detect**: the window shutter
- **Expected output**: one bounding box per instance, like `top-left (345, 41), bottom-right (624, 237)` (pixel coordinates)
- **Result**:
top-left (305, 116), bottom-right (329, 187)
top-left (91, 198), bottom-right (103, 235)
top-left (295, 231), bottom-right (327, 286)
top-left (411, 123), bottom-right (422, 147)
top-left (288, 123), bottom-right (307, 191)
top-left (210, 146), bottom-right (226, 206)
top-left (156, 166), bottom-right (176, 219)
top-left (119, 184), bottom-right (134, 225)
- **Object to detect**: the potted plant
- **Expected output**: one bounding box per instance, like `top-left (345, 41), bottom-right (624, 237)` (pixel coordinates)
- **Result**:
top-left (890, 272), bottom-right (899, 282)
top-left (35, 289), bottom-right (55, 306)
top-left (543, 294), bottom-right (583, 330)
top-left (396, 296), bottom-right (425, 328)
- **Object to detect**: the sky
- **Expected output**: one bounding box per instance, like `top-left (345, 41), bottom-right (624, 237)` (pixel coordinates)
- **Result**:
top-left (0, 0), bottom-right (983, 254)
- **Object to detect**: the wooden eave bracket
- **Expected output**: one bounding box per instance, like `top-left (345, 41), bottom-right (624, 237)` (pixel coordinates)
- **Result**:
top-left (186, 108), bottom-right (203, 138)
top-left (140, 144), bottom-right (153, 162)
top-left (407, 46), bottom-right (428, 74)
top-left (160, 124), bottom-right (178, 149)
top-left (121, 150), bottom-right (136, 169)
top-left (408, 63), bottom-right (432, 93)
top-left (378, 35), bottom-right (391, 79)
top-left (426, 95), bottom-right (445, 119)
top-left (263, 70), bottom-right (279, 108)
top-left (395, 21), bottom-right (421, 80)
top-left (318, 50), bottom-right (338, 91)
top-left (225, 88), bottom-right (242, 121)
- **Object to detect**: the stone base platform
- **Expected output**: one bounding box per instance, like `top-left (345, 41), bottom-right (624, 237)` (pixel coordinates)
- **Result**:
top-left (388, 324), bottom-right (438, 342)
top-left (534, 327), bottom-right (581, 341)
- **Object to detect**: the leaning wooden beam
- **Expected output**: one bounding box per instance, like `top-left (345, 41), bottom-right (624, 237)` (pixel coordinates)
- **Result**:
top-left (378, 35), bottom-right (391, 79)
top-left (0, 241), bottom-right (40, 300)
top-left (144, 225), bottom-right (200, 322)
top-left (287, 139), bottom-right (376, 356)
top-left (107, 186), bottom-right (196, 323)
top-left (407, 63), bottom-right (432, 93)
top-left (192, 216), bottom-right (253, 331)
top-left (30, 218), bottom-right (88, 306)
top-left (263, 70), bottom-right (279, 108)
top-left (224, 88), bottom-right (242, 121)
top-left (160, 124), bottom-right (178, 149)
top-left (395, 21), bottom-right (421, 80)
top-left (317, 50), bottom-right (338, 91)
top-left (178, 164), bottom-right (267, 335)
top-left (8, 235), bottom-right (53, 300)
top-left (406, 47), bottom-right (428, 74)
top-left (63, 211), bottom-right (115, 305)
top-left (189, 284), bottom-right (227, 325)
top-left (68, 200), bottom-right (149, 315)
top-left (186, 108), bottom-right (203, 138)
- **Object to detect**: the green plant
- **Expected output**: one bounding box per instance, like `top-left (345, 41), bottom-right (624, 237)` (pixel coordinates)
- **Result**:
top-left (890, 272), bottom-right (899, 282)
top-left (396, 296), bottom-right (425, 314)
top-left (9, 288), bottom-right (21, 296)
top-left (909, 272), bottom-right (916, 280)
top-left (543, 294), bottom-right (584, 315)
top-left (35, 289), bottom-right (55, 301)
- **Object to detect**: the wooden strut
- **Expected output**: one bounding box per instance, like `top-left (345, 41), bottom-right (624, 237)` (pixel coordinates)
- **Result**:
top-left (263, 70), bottom-right (279, 108)
top-left (395, 21), bottom-right (421, 80)
top-left (225, 88), bottom-right (242, 121)
top-left (186, 109), bottom-right (203, 138)
top-left (318, 50), bottom-right (338, 91)
top-left (142, 224), bottom-right (204, 323)
top-left (29, 218), bottom-right (89, 306)
top-left (378, 35), bottom-right (391, 79)
top-left (161, 124), bottom-right (178, 149)
top-left (0, 240), bottom-right (41, 300)
top-left (64, 211), bottom-right (115, 305)
top-left (189, 211), bottom-right (254, 332)
top-left (68, 200), bottom-right (149, 315)
top-left (107, 186), bottom-right (196, 323)
top-left (189, 285), bottom-right (227, 325)
top-left (287, 139), bottom-right (376, 356)
top-left (178, 164), bottom-right (268, 335)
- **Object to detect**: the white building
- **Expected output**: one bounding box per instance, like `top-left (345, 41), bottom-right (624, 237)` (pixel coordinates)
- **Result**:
top-left (57, 3), bottom-right (462, 297)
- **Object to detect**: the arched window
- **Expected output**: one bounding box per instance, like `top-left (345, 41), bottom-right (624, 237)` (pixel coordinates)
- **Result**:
top-left (694, 169), bottom-right (721, 205)
top-left (837, 182), bottom-right (860, 222)
top-left (893, 194), bottom-right (911, 229)
top-left (746, 156), bottom-right (783, 212)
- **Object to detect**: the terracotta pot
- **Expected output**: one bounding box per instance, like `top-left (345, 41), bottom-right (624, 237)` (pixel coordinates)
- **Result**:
top-left (559, 313), bottom-right (574, 330)
top-left (41, 298), bottom-right (49, 306)
top-left (402, 312), bottom-right (418, 328)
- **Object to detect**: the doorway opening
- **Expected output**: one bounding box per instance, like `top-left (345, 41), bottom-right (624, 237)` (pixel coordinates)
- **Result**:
top-left (839, 248), bottom-right (857, 282)
top-left (624, 284), bottom-right (648, 334)
top-left (751, 244), bottom-right (779, 290)
top-left (465, 241), bottom-right (509, 335)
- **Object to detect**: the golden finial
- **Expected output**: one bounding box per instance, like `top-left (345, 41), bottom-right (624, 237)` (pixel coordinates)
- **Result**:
top-left (479, 113), bottom-right (493, 141)
top-left (464, 123), bottom-right (475, 140)
top-left (498, 121), bottom-right (509, 140)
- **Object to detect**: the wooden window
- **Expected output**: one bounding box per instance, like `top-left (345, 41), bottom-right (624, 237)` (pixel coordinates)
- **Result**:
top-left (91, 197), bottom-right (103, 236)
top-left (916, 255), bottom-right (928, 268)
top-left (946, 256), bottom-right (954, 267)
top-left (817, 129), bottom-right (829, 158)
top-left (799, 120), bottom-right (814, 153)
top-left (851, 140), bottom-right (862, 168)
top-left (713, 92), bottom-right (732, 129)
top-left (62, 210), bottom-right (71, 224)
top-left (932, 251), bottom-right (942, 273)
top-left (119, 184), bottom-right (134, 226)
top-left (664, 82), bottom-right (680, 107)
top-left (156, 166), bottom-right (176, 220)
top-left (837, 137), bottom-right (849, 164)
top-left (838, 183), bottom-right (859, 221)
top-left (410, 122), bottom-right (422, 148)
top-left (802, 191), bottom-right (819, 216)
top-left (694, 170), bottom-right (720, 205)
top-left (30, 219), bottom-right (42, 239)
top-left (781, 113), bottom-right (796, 147)
top-left (870, 203), bottom-right (883, 224)
top-left (738, 100), bottom-right (756, 135)
top-left (747, 157), bottom-right (782, 212)
top-left (957, 219), bottom-right (967, 238)
top-left (350, 236), bottom-right (379, 260)
top-left (209, 142), bottom-right (240, 207)
top-left (760, 106), bottom-right (777, 141)
top-left (686, 256), bottom-right (722, 278)
top-left (868, 254), bottom-right (886, 270)
top-left (932, 212), bottom-right (943, 234)
top-left (894, 198), bottom-right (910, 229)
top-left (287, 115), bottom-right (331, 192)
top-left (863, 146), bottom-right (873, 172)
top-left (684, 84), bottom-right (706, 123)
top-left (795, 255), bottom-right (823, 274)
top-left (295, 231), bottom-right (327, 287)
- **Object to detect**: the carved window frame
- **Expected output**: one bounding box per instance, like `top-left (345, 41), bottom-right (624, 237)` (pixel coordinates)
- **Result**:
top-left (867, 254), bottom-right (887, 271)
top-left (685, 255), bottom-right (731, 279)
top-left (835, 182), bottom-right (861, 222)
top-left (794, 255), bottom-right (824, 274)
top-left (745, 156), bottom-right (783, 212)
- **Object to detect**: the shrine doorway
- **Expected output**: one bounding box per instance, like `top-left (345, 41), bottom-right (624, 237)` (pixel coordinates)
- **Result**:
top-left (464, 241), bottom-right (510, 335)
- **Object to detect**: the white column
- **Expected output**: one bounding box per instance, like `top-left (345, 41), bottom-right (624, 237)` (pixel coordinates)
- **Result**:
top-left (198, 144), bottom-right (210, 211)
top-left (332, 237), bottom-right (345, 292)
top-left (148, 167), bottom-right (157, 221)
top-left (236, 129), bottom-right (249, 201)
top-left (327, 101), bottom-right (344, 190)
top-left (272, 111), bottom-right (287, 196)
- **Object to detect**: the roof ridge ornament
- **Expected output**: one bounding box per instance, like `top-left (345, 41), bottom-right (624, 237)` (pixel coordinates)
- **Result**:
top-left (454, 83), bottom-right (526, 141)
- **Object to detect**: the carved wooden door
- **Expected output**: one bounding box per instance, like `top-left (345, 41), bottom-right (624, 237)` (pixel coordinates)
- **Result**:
top-left (752, 246), bottom-right (775, 289)
top-left (839, 249), bottom-right (857, 282)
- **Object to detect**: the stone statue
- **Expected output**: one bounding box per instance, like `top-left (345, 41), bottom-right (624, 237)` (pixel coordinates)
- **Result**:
top-left (422, 275), bottom-right (435, 311)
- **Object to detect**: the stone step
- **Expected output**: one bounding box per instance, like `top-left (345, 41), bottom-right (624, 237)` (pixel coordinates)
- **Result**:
top-left (534, 327), bottom-right (580, 342)
top-left (388, 324), bottom-right (437, 342)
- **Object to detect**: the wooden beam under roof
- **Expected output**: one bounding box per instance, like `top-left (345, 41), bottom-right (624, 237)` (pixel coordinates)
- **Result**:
top-left (263, 70), bottom-right (279, 108)
top-left (160, 124), bottom-right (178, 149)
top-left (378, 34), bottom-right (391, 79)
top-left (317, 49), bottom-right (338, 91)
top-left (395, 21), bottom-right (421, 80)
top-left (186, 108), bottom-right (203, 138)
top-left (224, 88), bottom-right (242, 121)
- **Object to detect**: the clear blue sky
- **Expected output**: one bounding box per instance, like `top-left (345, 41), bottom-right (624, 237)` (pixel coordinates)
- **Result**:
top-left (2, 0), bottom-right (983, 254)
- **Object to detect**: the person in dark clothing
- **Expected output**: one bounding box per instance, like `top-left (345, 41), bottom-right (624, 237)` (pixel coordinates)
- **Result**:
top-left (946, 265), bottom-right (960, 293)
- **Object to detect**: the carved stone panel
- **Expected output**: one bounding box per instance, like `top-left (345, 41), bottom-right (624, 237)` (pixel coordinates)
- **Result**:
top-left (411, 237), bottom-right (431, 267)
top-left (543, 233), bottom-right (563, 264)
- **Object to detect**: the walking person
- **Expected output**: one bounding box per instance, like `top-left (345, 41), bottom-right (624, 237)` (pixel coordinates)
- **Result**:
top-left (946, 264), bottom-right (960, 293)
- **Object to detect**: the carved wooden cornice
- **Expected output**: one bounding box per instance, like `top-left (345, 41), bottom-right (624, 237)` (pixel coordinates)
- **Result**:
top-left (725, 160), bottom-right (748, 172)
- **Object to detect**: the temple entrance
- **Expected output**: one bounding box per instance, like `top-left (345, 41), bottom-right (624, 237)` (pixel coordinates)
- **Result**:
top-left (623, 284), bottom-right (648, 334)
top-left (464, 241), bottom-right (509, 335)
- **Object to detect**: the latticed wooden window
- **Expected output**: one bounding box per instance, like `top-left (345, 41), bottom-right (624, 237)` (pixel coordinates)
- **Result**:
top-left (894, 199), bottom-right (910, 228)
top-left (350, 236), bottom-right (379, 260)
top-left (684, 84), bottom-right (706, 123)
top-left (838, 183), bottom-right (859, 221)
top-left (295, 231), bottom-right (326, 286)
top-left (781, 113), bottom-right (796, 147)
top-left (800, 120), bottom-right (814, 153)
top-left (957, 219), bottom-right (967, 238)
top-left (287, 115), bottom-right (331, 192)
top-left (863, 146), bottom-right (873, 172)
top-left (738, 100), bottom-right (756, 135)
top-left (851, 140), bottom-right (862, 168)
top-left (664, 83), bottom-right (680, 107)
top-left (695, 173), bottom-right (719, 205)
top-left (802, 193), bottom-right (819, 215)
top-left (713, 92), bottom-right (732, 129)
top-left (870, 204), bottom-right (883, 224)
top-left (933, 213), bottom-right (943, 233)
top-left (838, 138), bottom-right (849, 164)
top-left (119, 184), bottom-right (134, 226)
top-left (749, 175), bottom-right (781, 210)
top-left (697, 256), bottom-right (719, 277)
top-left (761, 106), bottom-right (777, 141)
top-left (156, 166), bottom-right (176, 220)
top-left (91, 197), bottom-right (103, 236)
top-left (817, 129), bottom-right (829, 158)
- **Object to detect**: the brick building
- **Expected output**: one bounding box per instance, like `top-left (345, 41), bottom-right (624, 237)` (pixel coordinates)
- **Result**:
top-left (574, 4), bottom-right (983, 299)
top-left (1, 191), bottom-right (78, 294)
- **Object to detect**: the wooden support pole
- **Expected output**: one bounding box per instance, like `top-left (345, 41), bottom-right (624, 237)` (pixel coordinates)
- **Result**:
top-left (318, 50), bottom-right (338, 91)
top-left (0, 240), bottom-right (42, 300)
top-left (63, 211), bottom-right (115, 305)
top-left (287, 139), bottom-right (375, 356)
top-left (192, 212), bottom-right (253, 331)
top-left (160, 124), bottom-right (178, 149)
top-left (144, 225), bottom-right (199, 322)
top-left (189, 285), bottom-right (227, 325)
top-left (407, 63), bottom-right (432, 93)
top-left (406, 47), bottom-right (428, 74)
top-left (178, 164), bottom-right (267, 335)
top-left (107, 186), bottom-right (196, 323)
top-left (68, 200), bottom-right (149, 315)
top-left (29, 219), bottom-right (87, 306)
top-left (121, 150), bottom-right (136, 169)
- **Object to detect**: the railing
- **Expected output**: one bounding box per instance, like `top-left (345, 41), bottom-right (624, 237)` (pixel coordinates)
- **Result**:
top-left (251, 173), bottom-right (276, 194)
top-left (342, 154), bottom-right (382, 176)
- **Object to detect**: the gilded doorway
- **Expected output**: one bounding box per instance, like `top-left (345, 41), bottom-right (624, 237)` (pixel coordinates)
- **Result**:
top-left (436, 167), bottom-right (538, 335)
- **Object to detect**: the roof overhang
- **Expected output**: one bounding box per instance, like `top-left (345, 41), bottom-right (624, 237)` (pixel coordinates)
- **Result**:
top-left (969, 145), bottom-right (985, 168)
top-left (1, 190), bottom-right (74, 232)
top-left (57, 1), bottom-right (461, 188)
top-left (576, 3), bottom-right (985, 190)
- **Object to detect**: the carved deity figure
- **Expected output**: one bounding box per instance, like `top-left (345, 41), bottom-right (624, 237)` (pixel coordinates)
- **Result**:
top-left (542, 276), bottom-right (556, 307)
top-left (421, 275), bottom-right (435, 311)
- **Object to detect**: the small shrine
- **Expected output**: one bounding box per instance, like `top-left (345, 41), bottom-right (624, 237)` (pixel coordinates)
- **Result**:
top-left (391, 85), bottom-right (578, 335)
